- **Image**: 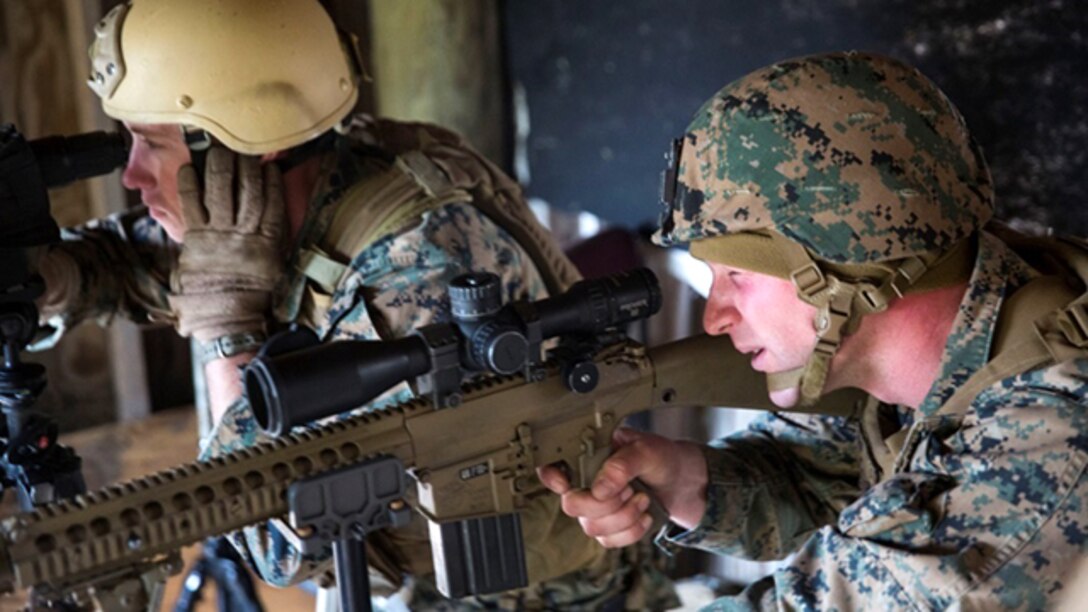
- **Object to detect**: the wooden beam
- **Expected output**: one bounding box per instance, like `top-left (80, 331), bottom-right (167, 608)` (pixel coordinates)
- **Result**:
top-left (368, 0), bottom-right (507, 166)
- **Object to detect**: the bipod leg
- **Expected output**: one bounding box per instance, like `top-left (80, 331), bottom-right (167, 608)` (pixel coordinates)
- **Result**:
top-left (334, 533), bottom-right (371, 612)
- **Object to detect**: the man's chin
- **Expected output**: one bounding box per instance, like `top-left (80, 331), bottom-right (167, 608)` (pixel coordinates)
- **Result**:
top-left (147, 209), bottom-right (184, 242)
top-left (768, 387), bottom-right (800, 408)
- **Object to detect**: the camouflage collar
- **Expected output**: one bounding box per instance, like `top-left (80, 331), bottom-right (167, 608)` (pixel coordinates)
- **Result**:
top-left (274, 135), bottom-right (361, 324)
top-left (916, 231), bottom-right (1038, 417)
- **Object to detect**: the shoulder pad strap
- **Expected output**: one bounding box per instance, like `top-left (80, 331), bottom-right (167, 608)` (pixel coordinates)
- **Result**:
top-left (296, 152), bottom-right (472, 328)
top-left (1056, 301), bottom-right (1088, 349)
top-left (937, 274), bottom-right (1083, 417)
top-left (318, 152), bottom-right (470, 270)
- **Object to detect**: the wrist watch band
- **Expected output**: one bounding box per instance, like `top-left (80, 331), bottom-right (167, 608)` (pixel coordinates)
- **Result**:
top-left (199, 331), bottom-right (267, 365)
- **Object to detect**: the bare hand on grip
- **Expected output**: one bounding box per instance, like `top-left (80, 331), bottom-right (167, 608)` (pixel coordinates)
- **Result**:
top-left (537, 427), bottom-right (709, 548)
top-left (169, 147), bottom-right (285, 342)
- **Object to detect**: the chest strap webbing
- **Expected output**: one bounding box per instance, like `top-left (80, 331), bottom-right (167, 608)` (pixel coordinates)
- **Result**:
top-left (935, 232), bottom-right (1088, 419)
top-left (935, 277), bottom-right (1082, 419)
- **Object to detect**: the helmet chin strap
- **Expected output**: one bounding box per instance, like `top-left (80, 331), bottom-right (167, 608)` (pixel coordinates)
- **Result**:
top-left (766, 368), bottom-right (803, 393)
top-left (691, 230), bottom-right (971, 408)
top-left (181, 126), bottom-right (335, 178)
top-left (181, 127), bottom-right (214, 179)
top-left (770, 239), bottom-right (943, 408)
top-left (767, 275), bottom-right (861, 407)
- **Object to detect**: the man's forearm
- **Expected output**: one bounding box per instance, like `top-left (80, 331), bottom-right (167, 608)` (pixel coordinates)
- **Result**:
top-left (36, 222), bottom-right (173, 330)
top-left (662, 433), bottom-right (841, 561)
top-left (204, 352), bottom-right (254, 426)
top-left (664, 440), bottom-right (709, 529)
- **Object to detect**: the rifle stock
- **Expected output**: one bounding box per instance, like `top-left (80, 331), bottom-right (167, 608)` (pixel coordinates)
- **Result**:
top-left (0, 333), bottom-right (856, 609)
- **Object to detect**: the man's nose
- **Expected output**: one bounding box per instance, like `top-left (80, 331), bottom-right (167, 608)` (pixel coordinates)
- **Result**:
top-left (121, 150), bottom-right (152, 191)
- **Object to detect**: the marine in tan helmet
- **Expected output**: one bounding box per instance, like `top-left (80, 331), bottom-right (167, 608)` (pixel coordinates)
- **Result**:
top-left (29, 0), bottom-right (678, 609)
top-left (542, 51), bottom-right (1088, 610)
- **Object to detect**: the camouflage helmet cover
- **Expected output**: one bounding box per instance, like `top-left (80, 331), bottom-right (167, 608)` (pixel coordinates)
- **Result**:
top-left (653, 51), bottom-right (994, 266)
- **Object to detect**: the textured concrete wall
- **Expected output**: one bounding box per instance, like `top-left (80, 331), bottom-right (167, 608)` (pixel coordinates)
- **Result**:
top-left (894, 0), bottom-right (1087, 233)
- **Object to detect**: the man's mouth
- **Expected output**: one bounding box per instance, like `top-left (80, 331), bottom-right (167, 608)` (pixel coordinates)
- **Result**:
top-left (745, 347), bottom-right (767, 370)
top-left (735, 345), bottom-right (762, 358)
top-left (145, 197), bottom-right (170, 218)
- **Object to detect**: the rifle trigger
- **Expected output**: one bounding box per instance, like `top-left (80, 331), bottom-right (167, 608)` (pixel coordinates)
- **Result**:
top-left (512, 424), bottom-right (535, 481)
top-left (580, 427), bottom-right (596, 456)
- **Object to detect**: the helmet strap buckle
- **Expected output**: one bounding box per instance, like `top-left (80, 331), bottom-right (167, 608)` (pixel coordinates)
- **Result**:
top-left (791, 262), bottom-right (829, 303)
top-left (857, 281), bottom-right (894, 313)
top-left (891, 256), bottom-right (929, 296)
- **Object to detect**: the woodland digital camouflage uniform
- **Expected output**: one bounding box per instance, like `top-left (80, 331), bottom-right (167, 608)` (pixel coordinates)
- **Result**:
top-left (653, 52), bottom-right (1088, 610)
top-left (36, 116), bottom-right (678, 610)
top-left (658, 230), bottom-right (1088, 609)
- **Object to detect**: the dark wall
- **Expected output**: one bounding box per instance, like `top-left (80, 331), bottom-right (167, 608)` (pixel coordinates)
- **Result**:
top-left (901, 1), bottom-right (1087, 233)
top-left (504, 0), bottom-right (1087, 234)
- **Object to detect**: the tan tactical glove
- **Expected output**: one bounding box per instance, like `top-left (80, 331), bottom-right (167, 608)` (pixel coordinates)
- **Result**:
top-left (168, 147), bottom-right (285, 343)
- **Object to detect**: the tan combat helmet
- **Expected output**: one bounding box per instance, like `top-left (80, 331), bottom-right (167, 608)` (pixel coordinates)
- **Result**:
top-left (654, 51), bottom-right (994, 406)
top-left (87, 0), bottom-right (363, 155)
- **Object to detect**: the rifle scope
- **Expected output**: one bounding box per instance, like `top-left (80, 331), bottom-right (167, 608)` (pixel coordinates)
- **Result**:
top-left (245, 268), bottom-right (661, 436)
top-left (28, 130), bottom-right (129, 189)
top-left (1, 125), bottom-right (128, 250)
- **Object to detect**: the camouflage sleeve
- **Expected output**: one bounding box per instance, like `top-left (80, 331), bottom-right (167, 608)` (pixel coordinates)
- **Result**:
top-left (199, 202), bottom-right (547, 588)
top-left (659, 412), bottom-right (862, 561)
top-left (697, 359), bottom-right (1088, 611)
top-left (33, 206), bottom-right (175, 348)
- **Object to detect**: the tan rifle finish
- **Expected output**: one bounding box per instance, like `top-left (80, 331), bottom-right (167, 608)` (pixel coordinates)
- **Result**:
top-left (0, 334), bottom-right (856, 609)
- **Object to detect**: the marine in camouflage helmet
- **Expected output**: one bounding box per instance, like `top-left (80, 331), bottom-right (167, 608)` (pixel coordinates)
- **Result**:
top-left (654, 51), bottom-right (994, 405)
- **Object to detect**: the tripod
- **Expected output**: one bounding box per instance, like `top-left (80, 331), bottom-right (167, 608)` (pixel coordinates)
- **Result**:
top-left (0, 272), bottom-right (85, 511)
